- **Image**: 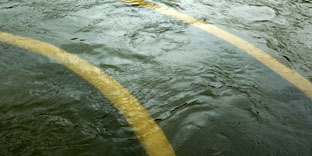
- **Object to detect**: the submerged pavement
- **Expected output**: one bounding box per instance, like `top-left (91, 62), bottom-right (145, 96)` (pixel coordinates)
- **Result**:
top-left (1, 0), bottom-right (312, 155)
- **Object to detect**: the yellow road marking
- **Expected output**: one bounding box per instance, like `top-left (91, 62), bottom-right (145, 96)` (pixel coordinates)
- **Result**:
top-left (0, 32), bottom-right (175, 156)
top-left (120, 0), bottom-right (312, 100)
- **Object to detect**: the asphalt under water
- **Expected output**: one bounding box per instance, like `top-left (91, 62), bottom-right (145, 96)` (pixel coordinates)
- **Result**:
top-left (1, 0), bottom-right (312, 155)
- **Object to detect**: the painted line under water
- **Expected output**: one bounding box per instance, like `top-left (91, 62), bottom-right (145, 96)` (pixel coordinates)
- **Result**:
top-left (0, 32), bottom-right (176, 156)
top-left (120, 0), bottom-right (312, 100)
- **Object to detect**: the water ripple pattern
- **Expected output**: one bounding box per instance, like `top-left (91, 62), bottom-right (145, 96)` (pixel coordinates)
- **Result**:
top-left (1, 0), bottom-right (312, 156)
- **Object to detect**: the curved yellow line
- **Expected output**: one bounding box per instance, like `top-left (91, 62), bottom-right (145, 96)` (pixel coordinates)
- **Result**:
top-left (121, 0), bottom-right (312, 100)
top-left (0, 32), bottom-right (175, 156)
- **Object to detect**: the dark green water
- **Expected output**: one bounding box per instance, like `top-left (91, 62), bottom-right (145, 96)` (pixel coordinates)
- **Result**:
top-left (1, 0), bottom-right (312, 155)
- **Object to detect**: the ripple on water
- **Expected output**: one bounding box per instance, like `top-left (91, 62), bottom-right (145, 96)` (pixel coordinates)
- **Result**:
top-left (230, 5), bottom-right (276, 22)
top-left (1, 0), bottom-right (312, 155)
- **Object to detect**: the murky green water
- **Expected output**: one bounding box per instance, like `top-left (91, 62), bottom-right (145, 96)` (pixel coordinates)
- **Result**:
top-left (1, 0), bottom-right (312, 155)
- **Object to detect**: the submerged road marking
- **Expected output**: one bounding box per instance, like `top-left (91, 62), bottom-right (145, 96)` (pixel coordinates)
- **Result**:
top-left (120, 0), bottom-right (312, 100)
top-left (0, 32), bottom-right (175, 156)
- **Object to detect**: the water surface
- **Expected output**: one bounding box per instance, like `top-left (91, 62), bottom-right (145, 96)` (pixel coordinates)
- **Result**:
top-left (1, 0), bottom-right (312, 155)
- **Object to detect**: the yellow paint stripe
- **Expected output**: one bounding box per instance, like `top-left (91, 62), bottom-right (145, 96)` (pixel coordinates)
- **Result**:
top-left (0, 32), bottom-right (175, 156)
top-left (121, 0), bottom-right (312, 100)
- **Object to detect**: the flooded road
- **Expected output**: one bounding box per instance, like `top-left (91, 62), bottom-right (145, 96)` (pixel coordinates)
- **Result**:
top-left (1, 0), bottom-right (312, 155)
